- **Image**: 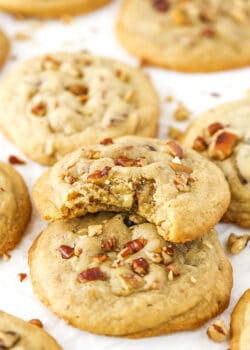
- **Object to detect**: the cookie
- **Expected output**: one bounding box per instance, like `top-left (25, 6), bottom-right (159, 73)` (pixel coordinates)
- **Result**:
top-left (33, 136), bottom-right (230, 243)
top-left (28, 212), bottom-right (232, 337)
top-left (0, 310), bottom-right (61, 349)
top-left (116, 0), bottom-right (250, 72)
top-left (183, 99), bottom-right (250, 227)
top-left (231, 289), bottom-right (250, 350)
top-left (0, 29), bottom-right (9, 70)
top-left (0, 0), bottom-right (111, 17)
top-left (0, 52), bottom-right (159, 165)
top-left (0, 161), bottom-right (31, 255)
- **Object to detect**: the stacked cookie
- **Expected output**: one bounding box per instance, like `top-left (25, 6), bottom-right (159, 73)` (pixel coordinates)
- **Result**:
top-left (30, 136), bottom-right (232, 336)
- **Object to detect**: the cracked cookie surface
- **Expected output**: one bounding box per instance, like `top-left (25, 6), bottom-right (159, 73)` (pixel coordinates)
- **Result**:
top-left (28, 212), bottom-right (232, 337)
top-left (231, 289), bottom-right (250, 350)
top-left (183, 99), bottom-right (250, 228)
top-left (0, 29), bottom-right (9, 70)
top-left (0, 162), bottom-right (31, 255)
top-left (117, 0), bottom-right (250, 72)
top-left (0, 0), bottom-right (111, 17)
top-left (0, 310), bottom-right (61, 349)
top-left (0, 52), bottom-right (159, 165)
top-left (33, 136), bottom-right (230, 243)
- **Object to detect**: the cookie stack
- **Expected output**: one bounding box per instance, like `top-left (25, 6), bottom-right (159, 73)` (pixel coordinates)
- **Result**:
top-left (29, 136), bottom-right (232, 336)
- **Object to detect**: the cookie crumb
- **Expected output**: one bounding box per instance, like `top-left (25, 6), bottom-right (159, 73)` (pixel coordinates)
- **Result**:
top-left (207, 319), bottom-right (228, 342)
top-left (173, 103), bottom-right (190, 121)
top-left (167, 126), bottom-right (184, 141)
top-left (227, 233), bottom-right (250, 255)
top-left (210, 92), bottom-right (221, 97)
top-left (18, 273), bottom-right (27, 282)
top-left (8, 155), bottom-right (26, 165)
top-left (165, 95), bottom-right (174, 102)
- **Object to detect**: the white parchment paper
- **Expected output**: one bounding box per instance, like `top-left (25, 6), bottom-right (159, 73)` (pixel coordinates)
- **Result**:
top-left (0, 2), bottom-right (249, 349)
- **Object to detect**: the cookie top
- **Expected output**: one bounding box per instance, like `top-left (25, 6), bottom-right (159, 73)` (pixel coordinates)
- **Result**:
top-left (231, 289), bottom-right (250, 350)
top-left (0, 162), bottom-right (31, 255)
top-left (0, 0), bottom-right (111, 17)
top-left (117, 0), bottom-right (250, 72)
top-left (0, 310), bottom-right (61, 349)
top-left (28, 212), bottom-right (232, 337)
top-left (183, 99), bottom-right (250, 227)
top-left (0, 52), bottom-right (159, 165)
top-left (33, 136), bottom-right (230, 243)
top-left (0, 29), bottom-right (9, 70)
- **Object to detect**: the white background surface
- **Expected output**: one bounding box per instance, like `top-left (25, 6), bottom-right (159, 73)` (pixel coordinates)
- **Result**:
top-left (0, 1), bottom-right (249, 349)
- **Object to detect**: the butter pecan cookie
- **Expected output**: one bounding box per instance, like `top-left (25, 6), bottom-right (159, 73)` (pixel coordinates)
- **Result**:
top-left (0, 0), bottom-right (111, 17)
top-left (183, 99), bottom-right (250, 227)
top-left (117, 0), bottom-right (250, 72)
top-left (0, 162), bottom-right (31, 255)
top-left (0, 310), bottom-right (61, 349)
top-left (231, 289), bottom-right (250, 350)
top-left (28, 213), bottom-right (232, 337)
top-left (33, 136), bottom-right (230, 243)
top-left (0, 29), bottom-right (9, 70)
top-left (0, 52), bottom-right (159, 165)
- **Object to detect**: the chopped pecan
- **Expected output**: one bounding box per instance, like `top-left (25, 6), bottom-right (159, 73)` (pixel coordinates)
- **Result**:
top-left (192, 136), bottom-right (207, 151)
top-left (100, 138), bottom-right (113, 145)
top-left (67, 84), bottom-right (88, 96)
top-left (64, 175), bottom-right (77, 184)
top-left (208, 131), bottom-right (238, 160)
top-left (120, 238), bottom-right (147, 257)
top-left (115, 157), bottom-right (135, 167)
top-left (78, 267), bottom-right (106, 282)
top-left (166, 140), bottom-right (183, 158)
top-left (0, 331), bottom-right (20, 348)
top-left (132, 257), bottom-right (149, 276)
top-left (87, 166), bottom-right (111, 182)
top-left (101, 237), bottom-right (117, 252)
top-left (207, 319), bottom-right (228, 342)
top-left (169, 162), bottom-right (193, 174)
top-left (173, 174), bottom-right (189, 192)
top-left (208, 122), bottom-right (224, 136)
top-left (18, 273), bottom-right (27, 282)
top-left (152, 0), bottom-right (170, 12)
top-left (30, 101), bottom-right (47, 116)
top-left (29, 319), bottom-right (43, 328)
top-left (8, 155), bottom-right (26, 165)
top-left (97, 254), bottom-right (108, 262)
top-left (59, 245), bottom-right (75, 259)
top-left (227, 233), bottom-right (250, 255)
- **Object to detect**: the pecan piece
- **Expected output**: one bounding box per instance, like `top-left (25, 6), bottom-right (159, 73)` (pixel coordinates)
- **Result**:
top-left (115, 157), bottom-right (135, 167)
top-left (101, 237), bottom-right (117, 252)
top-left (31, 101), bottom-right (47, 117)
top-left (166, 264), bottom-right (179, 277)
top-left (166, 140), bottom-right (183, 158)
top-left (67, 84), bottom-right (88, 96)
top-left (202, 27), bottom-right (216, 38)
top-left (192, 136), bottom-right (207, 151)
top-left (169, 162), bottom-right (193, 174)
top-left (208, 131), bottom-right (238, 160)
top-left (132, 258), bottom-right (149, 276)
top-left (227, 233), bottom-right (250, 255)
top-left (29, 319), bottom-right (43, 328)
top-left (152, 0), bottom-right (170, 12)
top-left (100, 138), bottom-right (113, 145)
top-left (78, 267), bottom-right (106, 282)
top-left (207, 319), bottom-right (228, 342)
top-left (87, 166), bottom-right (111, 182)
top-left (208, 122), bottom-right (224, 136)
top-left (120, 238), bottom-right (147, 257)
top-left (8, 155), bottom-right (26, 165)
top-left (59, 245), bottom-right (75, 259)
